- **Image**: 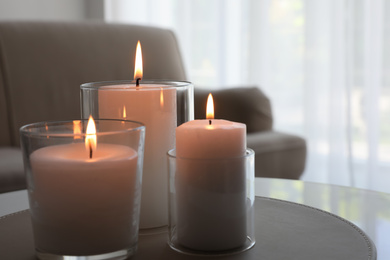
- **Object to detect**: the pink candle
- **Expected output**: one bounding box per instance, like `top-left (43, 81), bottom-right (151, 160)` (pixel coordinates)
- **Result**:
top-left (96, 42), bottom-right (177, 228)
top-left (176, 119), bottom-right (246, 158)
top-left (30, 143), bottom-right (139, 255)
top-left (174, 94), bottom-right (247, 251)
top-left (177, 94), bottom-right (246, 158)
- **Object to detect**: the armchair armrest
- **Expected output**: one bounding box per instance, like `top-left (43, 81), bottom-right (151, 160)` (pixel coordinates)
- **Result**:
top-left (248, 131), bottom-right (306, 180)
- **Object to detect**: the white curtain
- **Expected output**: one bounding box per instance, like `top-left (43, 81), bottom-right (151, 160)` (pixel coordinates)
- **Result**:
top-left (105, 0), bottom-right (390, 193)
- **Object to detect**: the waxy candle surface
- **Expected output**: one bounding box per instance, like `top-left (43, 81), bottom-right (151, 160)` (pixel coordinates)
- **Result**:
top-left (176, 119), bottom-right (246, 158)
top-left (29, 143), bottom-right (139, 255)
top-left (98, 85), bottom-right (176, 228)
top-left (175, 119), bottom-right (248, 251)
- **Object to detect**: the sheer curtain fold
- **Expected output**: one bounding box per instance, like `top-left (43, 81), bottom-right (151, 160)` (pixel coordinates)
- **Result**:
top-left (105, 0), bottom-right (389, 193)
top-left (327, 0), bottom-right (349, 186)
top-left (363, 0), bottom-right (384, 190)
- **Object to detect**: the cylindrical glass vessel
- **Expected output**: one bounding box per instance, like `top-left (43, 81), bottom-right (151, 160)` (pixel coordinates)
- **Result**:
top-left (80, 80), bottom-right (194, 229)
top-left (167, 148), bottom-right (256, 256)
top-left (20, 119), bottom-right (145, 260)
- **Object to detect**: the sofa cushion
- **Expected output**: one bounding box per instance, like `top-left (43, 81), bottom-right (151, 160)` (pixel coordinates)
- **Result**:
top-left (194, 87), bottom-right (273, 133)
top-left (0, 147), bottom-right (25, 193)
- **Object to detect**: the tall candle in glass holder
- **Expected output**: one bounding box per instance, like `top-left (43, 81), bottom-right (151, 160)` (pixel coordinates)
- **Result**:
top-left (174, 94), bottom-right (248, 251)
top-left (80, 41), bottom-right (195, 229)
top-left (98, 86), bottom-right (175, 229)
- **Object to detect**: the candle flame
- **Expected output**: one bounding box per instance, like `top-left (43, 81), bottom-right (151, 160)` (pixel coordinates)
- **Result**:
top-left (85, 115), bottom-right (97, 158)
top-left (134, 41), bottom-right (143, 80)
top-left (206, 93), bottom-right (214, 119)
top-left (73, 120), bottom-right (82, 139)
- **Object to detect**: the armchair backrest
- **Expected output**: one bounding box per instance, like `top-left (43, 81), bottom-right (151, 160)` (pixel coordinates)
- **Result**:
top-left (0, 21), bottom-right (187, 146)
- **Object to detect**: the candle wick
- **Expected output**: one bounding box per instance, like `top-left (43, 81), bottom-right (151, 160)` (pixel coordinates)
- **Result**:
top-left (209, 119), bottom-right (212, 125)
top-left (89, 142), bottom-right (93, 159)
top-left (136, 78), bottom-right (141, 87)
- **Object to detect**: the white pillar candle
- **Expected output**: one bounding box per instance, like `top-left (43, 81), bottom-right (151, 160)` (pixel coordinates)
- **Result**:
top-left (175, 116), bottom-right (247, 251)
top-left (176, 119), bottom-right (246, 158)
top-left (29, 143), bottom-right (140, 256)
top-left (98, 86), bottom-right (176, 228)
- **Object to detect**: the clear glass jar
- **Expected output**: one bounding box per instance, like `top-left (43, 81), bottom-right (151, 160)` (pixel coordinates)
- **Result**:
top-left (167, 148), bottom-right (256, 256)
top-left (20, 119), bottom-right (145, 260)
top-left (81, 80), bottom-right (194, 229)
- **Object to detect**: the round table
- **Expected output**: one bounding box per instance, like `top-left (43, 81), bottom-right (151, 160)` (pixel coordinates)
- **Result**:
top-left (0, 195), bottom-right (376, 260)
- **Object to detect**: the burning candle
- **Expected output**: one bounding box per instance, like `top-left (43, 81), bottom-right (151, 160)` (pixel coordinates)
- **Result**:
top-left (174, 94), bottom-right (247, 251)
top-left (26, 117), bottom-right (142, 256)
top-left (94, 41), bottom-right (177, 228)
top-left (176, 94), bottom-right (246, 158)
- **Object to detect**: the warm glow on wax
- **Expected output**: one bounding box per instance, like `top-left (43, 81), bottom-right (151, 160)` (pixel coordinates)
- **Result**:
top-left (73, 120), bottom-right (82, 139)
top-left (206, 93), bottom-right (214, 119)
top-left (160, 89), bottom-right (164, 107)
top-left (122, 106), bottom-right (127, 119)
top-left (134, 41), bottom-right (143, 80)
top-left (45, 125), bottom-right (49, 139)
top-left (85, 115), bottom-right (97, 156)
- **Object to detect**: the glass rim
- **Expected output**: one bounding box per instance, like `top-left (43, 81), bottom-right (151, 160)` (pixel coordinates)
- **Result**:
top-left (20, 119), bottom-right (145, 138)
top-left (167, 148), bottom-right (255, 161)
top-left (80, 80), bottom-right (193, 90)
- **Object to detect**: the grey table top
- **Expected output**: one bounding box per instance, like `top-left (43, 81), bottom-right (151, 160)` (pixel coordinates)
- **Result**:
top-left (0, 178), bottom-right (389, 259)
top-left (0, 196), bottom-right (376, 260)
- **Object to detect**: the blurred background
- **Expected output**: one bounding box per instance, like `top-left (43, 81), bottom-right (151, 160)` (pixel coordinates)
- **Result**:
top-left (1, 0), bottom-right (389, 193)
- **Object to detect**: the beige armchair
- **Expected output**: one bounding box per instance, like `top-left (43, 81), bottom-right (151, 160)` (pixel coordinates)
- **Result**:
top-left (0, 21), bottom-right (306, 193)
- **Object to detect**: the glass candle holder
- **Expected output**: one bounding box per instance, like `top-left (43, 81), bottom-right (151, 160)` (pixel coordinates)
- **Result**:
top-left (167, 148), bottom-right (256, 256)
top-left (80, 80), bottom-right (194, 229)
top-left (20, 119), bottom-right (145, 260)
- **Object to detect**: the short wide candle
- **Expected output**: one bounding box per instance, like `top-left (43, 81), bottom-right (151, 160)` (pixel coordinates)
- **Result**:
top-left (174, 118), bottom-right (247, 251)
top-left (29, 143), bottom-right (140, 255)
